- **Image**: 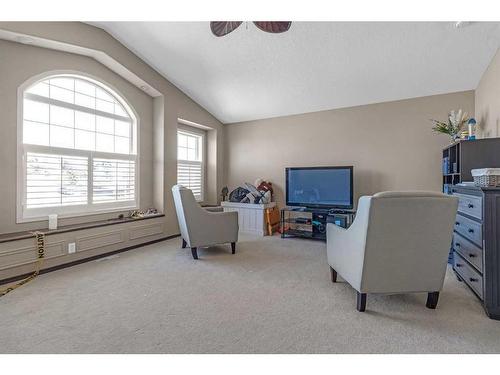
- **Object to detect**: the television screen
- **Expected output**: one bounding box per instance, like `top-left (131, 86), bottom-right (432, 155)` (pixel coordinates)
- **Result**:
top-left (286, 166), bottom-right (353, 209)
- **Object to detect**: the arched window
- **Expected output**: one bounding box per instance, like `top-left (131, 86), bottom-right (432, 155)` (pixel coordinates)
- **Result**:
top-left (18, 74), bottom-right (138, 221)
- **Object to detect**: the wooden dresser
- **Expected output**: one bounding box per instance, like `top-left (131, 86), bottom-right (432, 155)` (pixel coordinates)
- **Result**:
top-left (452, 185), bottom-right (500, 320)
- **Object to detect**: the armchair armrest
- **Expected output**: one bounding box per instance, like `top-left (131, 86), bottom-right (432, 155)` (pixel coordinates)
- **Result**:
top-left (326, 196), bottom-right (371, 290)
top-left (204, 206), bottom-right (223, 213)
top-left (327, 222), bottom-right (365, 262)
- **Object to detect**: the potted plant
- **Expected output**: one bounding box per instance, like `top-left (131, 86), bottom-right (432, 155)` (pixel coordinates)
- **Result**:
top-left (430, 109), bottom-right (470, 143)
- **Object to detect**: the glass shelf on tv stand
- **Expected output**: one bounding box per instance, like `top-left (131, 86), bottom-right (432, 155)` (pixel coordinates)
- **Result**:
top-left (284, 206), bottom-right (355, 214)
top-left (280, 207), bottom-right (356, 241)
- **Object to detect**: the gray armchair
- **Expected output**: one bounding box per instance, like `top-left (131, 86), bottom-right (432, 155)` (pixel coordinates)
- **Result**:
top-left (327, 191), bottom-right (458, 312)
top-left (172, 185), bottom-right (239, 259)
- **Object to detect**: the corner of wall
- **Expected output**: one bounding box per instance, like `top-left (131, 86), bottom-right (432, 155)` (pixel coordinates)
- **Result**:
top-left (475, 47), bottom-right (500, 139)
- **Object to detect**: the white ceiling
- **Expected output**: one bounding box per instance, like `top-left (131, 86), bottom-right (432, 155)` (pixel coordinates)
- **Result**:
top-left (91, 22), bottom-right (500, 124)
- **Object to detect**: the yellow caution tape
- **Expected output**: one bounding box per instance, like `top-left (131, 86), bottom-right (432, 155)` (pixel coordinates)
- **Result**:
top-left (0, 231), bottom-right (45, 298)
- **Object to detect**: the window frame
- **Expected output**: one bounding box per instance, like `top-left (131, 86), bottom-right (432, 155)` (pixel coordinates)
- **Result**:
top-left (17, 71), bottom-right (140, 223)
top-left (177, 125), bottom-right (206, 203)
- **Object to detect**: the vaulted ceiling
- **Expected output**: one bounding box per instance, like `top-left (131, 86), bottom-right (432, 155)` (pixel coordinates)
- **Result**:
top-left (91, 22), bottom-right (500, 123)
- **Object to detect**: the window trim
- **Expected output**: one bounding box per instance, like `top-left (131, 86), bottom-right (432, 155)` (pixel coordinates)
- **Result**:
top-left (24, 92), bottom-right (133, 123)
top-left (17, 70), bottom-right (141, 223)
top-left (177, 125), bottom-right (206, 203)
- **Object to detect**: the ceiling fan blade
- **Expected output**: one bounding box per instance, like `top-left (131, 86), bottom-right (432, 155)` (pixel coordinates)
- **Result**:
top-left (253, 22), bottom-right (292, 34)
top-left (210, 21), bottom-right (243, 37)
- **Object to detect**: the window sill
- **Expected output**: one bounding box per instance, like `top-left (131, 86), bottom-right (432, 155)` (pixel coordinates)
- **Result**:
top-left (0, 213), bottom-right (165, 244)
top-left (18, 203), bottom-right (139, 224)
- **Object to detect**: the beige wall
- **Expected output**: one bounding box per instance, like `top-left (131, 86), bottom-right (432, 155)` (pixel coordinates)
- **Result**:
top-left (475, 48), bottom-right (500, 138)
top-left (0, 22), bottom-right (225, 235)
top-left (224, 91), bottom-right (475, 207)
top-left (0, 22), bottom-right (224, 280)
top-left (0, 40), bottom-right (155, 234)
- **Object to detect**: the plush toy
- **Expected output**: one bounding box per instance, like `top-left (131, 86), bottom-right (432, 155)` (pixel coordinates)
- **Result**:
top-left (256, 181), bottom-right (273, 197)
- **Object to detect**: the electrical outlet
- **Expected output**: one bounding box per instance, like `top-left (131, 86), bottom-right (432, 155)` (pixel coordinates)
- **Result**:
top-left (68, 242), bottom-right (76, 254)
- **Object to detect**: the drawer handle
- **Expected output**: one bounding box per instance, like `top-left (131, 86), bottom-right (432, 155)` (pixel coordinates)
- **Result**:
top-left (469, 278), bottom-right (479, 283)
top-left (468, 253), bottom-right (476, 258)
top-left (468, 203), bottom-right (474, 209)
top-left (456, 263), bottom-right (463, 268)
top-left (468, 228), bottom-right (474, 233)
top-left (455, 222), bottom-right (460, 226)
top-left (455, 242), bottom-right (461, 247)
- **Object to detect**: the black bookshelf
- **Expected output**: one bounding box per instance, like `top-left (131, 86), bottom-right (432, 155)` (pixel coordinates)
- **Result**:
top-left (442, 138), bottom-right (500, 194)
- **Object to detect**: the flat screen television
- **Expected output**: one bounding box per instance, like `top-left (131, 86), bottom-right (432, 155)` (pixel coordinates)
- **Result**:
top-left (285, 166), bottom-right (353, 209)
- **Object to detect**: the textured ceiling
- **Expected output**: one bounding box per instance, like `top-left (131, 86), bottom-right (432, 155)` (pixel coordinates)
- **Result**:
top-left (91, 22), bottom-right (500, 123)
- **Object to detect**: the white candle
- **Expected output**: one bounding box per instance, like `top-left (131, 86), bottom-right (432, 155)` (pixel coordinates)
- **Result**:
top-left (48, 214), bottom-right (58, 230)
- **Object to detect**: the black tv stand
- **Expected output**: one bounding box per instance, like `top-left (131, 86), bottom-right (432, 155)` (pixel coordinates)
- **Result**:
top-left (280, 206), bottom-right (356, 241)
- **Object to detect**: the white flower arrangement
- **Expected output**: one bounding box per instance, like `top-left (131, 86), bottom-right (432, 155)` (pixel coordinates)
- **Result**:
top-left (430, 109), bottom-right (470, 142)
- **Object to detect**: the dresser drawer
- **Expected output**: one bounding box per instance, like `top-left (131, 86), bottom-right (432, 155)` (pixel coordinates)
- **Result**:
top-left (454, 252), bottom-right (484, 300)
top-left (454, 193), bottom-right (482, 220)
top-left (454, 214), bottom-right (482, 246)
top-left (453, 232), bottom-right (483, 272)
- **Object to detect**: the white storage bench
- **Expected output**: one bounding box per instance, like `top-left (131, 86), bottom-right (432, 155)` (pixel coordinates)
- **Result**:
top-left (221, 201), bottom-right (276, 236)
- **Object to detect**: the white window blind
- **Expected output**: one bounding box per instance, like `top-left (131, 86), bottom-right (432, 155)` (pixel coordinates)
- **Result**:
top-left (26, 153), bottom-right (88, 208)
top-left (177, 162), bottom-right (203, 200)
top-left (93, 158), bottom-right (135, 203)
top-left (19, 74), bottom-right (138, 221)
top-left (177, 129), bottom-right (204, 201)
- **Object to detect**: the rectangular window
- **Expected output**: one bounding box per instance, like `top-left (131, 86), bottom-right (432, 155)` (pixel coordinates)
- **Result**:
top-left (20, 149), bottom-right (136, 220)
top-left (177, 128), bottom-right (205, 202)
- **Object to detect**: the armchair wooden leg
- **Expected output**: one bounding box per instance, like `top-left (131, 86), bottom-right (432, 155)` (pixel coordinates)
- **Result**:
top-left (231, 242), bottom-right (236, 254)
top-left (330, 267), bottom-right (337, 283)
top-left (357, 292), bottom-right (367, 312)
top-left (426, 292), bottom-right (439, 309)
top-left (191, 247), bottom-right (198, 260)
top-left (181, 238), bottom-right (187, 248)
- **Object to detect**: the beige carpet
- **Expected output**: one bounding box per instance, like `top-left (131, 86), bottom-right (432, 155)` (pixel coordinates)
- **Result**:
top-left (1, 233), bottom-right (499, 354)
